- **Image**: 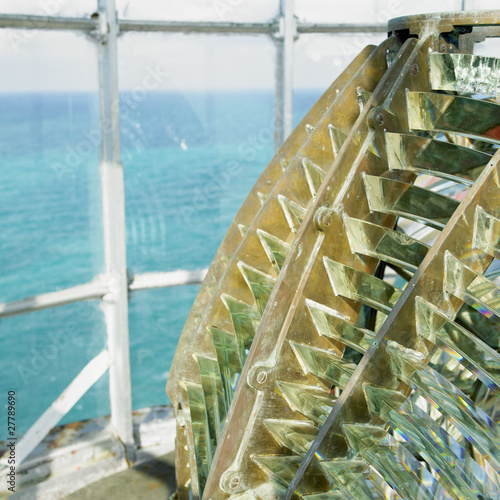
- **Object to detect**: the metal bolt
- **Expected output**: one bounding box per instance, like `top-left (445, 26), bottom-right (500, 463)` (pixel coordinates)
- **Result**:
top-left (411, 63), bottom-right (419, 76)
top-left (440, 43), bottom-right (446, 52)
top-left (314, 207), bottom-right (334, 231)
top-left (376, 113), bottom-right (384, 126)
top-left (256, 371), bottom-right (267, 384)
top-left (229, 476), bottom-right (241, 490)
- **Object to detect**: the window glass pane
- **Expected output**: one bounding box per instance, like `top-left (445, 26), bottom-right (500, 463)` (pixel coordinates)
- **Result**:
top-left (0, 0), bottom-right (96, 17)
top-left (116, 0), bottom-right (279, 23)
top-left (465, 0), bottom-right (500, 8)
top-left (1, 301), bottom-right (108, 437)
top-left (295, 0), bottom-right (462, 24)
top-left (0, 31), bottom-right (102, 303)
top-left (293, 89), bottom-right (323, 129)
top-left (128, 285), bottom-right (200, 409)
top-left (118, 33), bottom-right (275, 274)
top-left (474, 37), bottom-right (500, 58)
top-left (293, 33), bottom-right (386, 127)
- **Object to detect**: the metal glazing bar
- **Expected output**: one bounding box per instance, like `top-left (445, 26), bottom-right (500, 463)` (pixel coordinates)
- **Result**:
top-left (96, 0), bottom-right (135, 460)
top-left (0, 269), bottom-right (207, 319)
top-left (119, 20), bottom-right (274, 34)
top-left (1, 350), bottom-right (109, 466)
top-left (297, 23), bottom-right (387, 33)
top-left (129, 269), bottom-right (208, 291)
top-left (121, 21), bottom-right (387, 34)
top-left (0, 13), bottom-right (386, 35)
top-left (0, 278), bottom-right (108, 318)
top-left (275, 0), bottom-right (296, 149)
top-left (0, 13), bottom-right (97, 30)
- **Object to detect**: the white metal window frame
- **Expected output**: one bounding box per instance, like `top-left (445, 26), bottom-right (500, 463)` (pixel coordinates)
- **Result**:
top-left (0, 0), bottom-right (386, 469)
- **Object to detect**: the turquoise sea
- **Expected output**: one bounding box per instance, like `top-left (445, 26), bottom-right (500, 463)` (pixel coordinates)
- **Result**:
top-left (0, 89), bottom-right (322, 436)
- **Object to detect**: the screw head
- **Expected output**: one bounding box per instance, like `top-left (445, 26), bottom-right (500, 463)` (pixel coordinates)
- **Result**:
top-left (256, 371), bottom-right (268, 384)
top-left (229, 476), bottom-right (241, 490)
top-left (411, 63), bottom-right (419, 76)
top-left (322, 213), bottom-right (332, 227)
top-left (376, 113), bottom-right (384, 126)
top-left (440, 43), bottom-right (447, 52)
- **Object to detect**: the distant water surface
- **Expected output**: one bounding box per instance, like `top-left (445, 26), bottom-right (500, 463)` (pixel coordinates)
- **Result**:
top-left (0, 88), bottom-right (323, 435)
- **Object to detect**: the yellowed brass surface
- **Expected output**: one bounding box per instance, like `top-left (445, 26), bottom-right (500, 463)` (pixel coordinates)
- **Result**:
top-left (168, 38), bottom-right (395, 497)
top-left (168, 9), bottom-right (500, 500)
top-left (166, 45), bottom-right (378, 396)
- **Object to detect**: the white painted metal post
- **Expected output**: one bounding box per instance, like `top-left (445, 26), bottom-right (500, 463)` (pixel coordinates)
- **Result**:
top-left (275, 0), bottom-right (296, 149)
top-left (96, 0), bottom-right (135, 459)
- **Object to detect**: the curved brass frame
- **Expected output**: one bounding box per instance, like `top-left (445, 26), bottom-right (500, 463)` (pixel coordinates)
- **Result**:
top-left (169, 10), bottom-right (500, 500)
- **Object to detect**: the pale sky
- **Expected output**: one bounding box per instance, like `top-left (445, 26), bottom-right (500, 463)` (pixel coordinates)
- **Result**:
top-left (0, 0), bottom-right (497, 92)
